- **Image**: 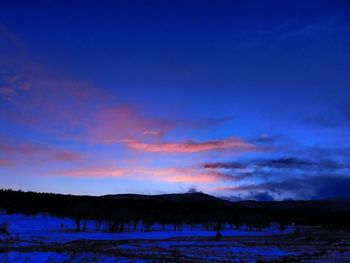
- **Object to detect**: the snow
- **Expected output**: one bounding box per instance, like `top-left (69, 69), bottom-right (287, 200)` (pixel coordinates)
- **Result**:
top-left (0, 251), bottom-right (151, 263)
top-left (0, 212), bottom-right (293, 244)
top-left (0, 211), bottom-right (348, 262)
top-left (114, 239), bottom-right (300, 262)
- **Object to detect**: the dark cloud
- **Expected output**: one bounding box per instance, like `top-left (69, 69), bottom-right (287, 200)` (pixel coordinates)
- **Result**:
top-left (223, 191), bottom-right (276, 201)
top-left (203, 157), bottom-right (317, 175)
top-left (209, 151), bottom-right (350, 200)
top-left (246, 191), bottom-right (276, 201)
top-left (186, 187), bottom-right (202, 194)
top-left (204, 162), bottom-right (246, 169)
top-left (205, 155), bottom-right (350, 175)
top-left (257, 157), bottom-right (315, 169)
top-left (217, 176), bottom-right (350, 200)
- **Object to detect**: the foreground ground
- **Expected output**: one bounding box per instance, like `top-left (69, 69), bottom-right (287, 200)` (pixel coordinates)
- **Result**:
top-left (0, 213), bottom-right (350, 262)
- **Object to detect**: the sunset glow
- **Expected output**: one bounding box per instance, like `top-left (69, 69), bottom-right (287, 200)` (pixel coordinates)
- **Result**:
top-left (1, 1), bottom-right (350, 200)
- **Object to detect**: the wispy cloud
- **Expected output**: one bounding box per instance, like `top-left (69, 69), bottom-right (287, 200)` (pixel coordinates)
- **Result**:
top-left (134, 167), bottom-right (236, 183)
top-left (55, 165), bottom-right (239, 184)
top-left (123, 137), bottom-right (256, 153)
top-left (60, 167), bottom-right (125, 178)
top-left (0, 159), bottom-right (10, 166)
top-left (0, 28), bottom-right (237, 146)
top-left (0, 140), bottom-right (83, 164)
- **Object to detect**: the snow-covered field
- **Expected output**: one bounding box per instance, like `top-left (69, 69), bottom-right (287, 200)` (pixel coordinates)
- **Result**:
top-left (0, 252), bottom-right (141, 263)
top-left (0, 213), bottom-right (292, 244)
top-left (0, 212), bottom-right (349, 262)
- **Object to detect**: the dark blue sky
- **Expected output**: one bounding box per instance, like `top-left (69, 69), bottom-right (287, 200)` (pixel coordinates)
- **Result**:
top-left (1, 0), bottom-right (350, 200)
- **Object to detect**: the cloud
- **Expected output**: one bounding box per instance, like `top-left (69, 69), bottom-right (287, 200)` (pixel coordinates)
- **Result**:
top-left (223, 191), bottom-right (276, 201)
top-left (246, 191), bottom-right (276, 201)
top-left (256, 157), bottom-right (315, 169)
top-left (85, 106), bottom-right (172, 144)
top-left (54, 165), bottom-right (239, 184)
top-left (214, 179), bottom-right (314, 200)
top-left (123, 137), bottom-right (256, 153)
top-left (53, 152), bottom-right (83, 162)
top-left (0, 159), bottom-right (10, 166)
top-left (60, 167), bottom-right (125, 178)
top-left (142, 130), bottom-right (165, 137)
top-left (0, 140), bottom-right (83, 164)
top-left (207, 151), bottom-right (350, 200)
top-left (214, 175), bottom-right (350, 200)
top-left (204, 162), bottom-right (246, 169)
top-left (203, 157), bottom-right (317, 183)
top-left (186, 187), bottom-right (202, 193)
top-left (203, 156), bottom-right (347, 176)
top-left (133, 167), bottom-right (237, 183)
top-left (204, 157), bottom-right (316, 173)
top-left (0, 25), bottom-right (240, 147)
top-left (84, 109), bottom-right (235, 144)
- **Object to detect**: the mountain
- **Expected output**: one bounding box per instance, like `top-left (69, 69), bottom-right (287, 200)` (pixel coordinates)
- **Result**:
top-left (102, 193), bottom-right (350, 212)
top-left (102, 192), bottom-right (231, 206)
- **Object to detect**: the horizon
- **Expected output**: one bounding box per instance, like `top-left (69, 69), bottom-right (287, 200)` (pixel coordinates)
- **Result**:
top-left (1, 1), bottom-right (350, 201)
top-left (2, 187), bottom-right (350, 203)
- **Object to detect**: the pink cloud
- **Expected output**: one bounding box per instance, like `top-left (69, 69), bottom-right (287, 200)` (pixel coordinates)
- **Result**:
top-left (0, 159), bottom-right (10, 166)
top-left (60, 167), bottom-right (125, 178)
top-left (135, 168), bottom-right (236, 183)
top-left (142, 130), bottom-right (165, 137)
top-left (0, 25), bottom-right (257, 154)
top-left (85, 106), bottom-right (171, 144)
top-left (54, 165), bottom-right (236, 184)
top-left (0, 140), bottom-right (83, 164)
top-left (123, 137), bottom-right (256, 153)
top-left (0, 34), bottom-right (171, 144)
top-left (53, 152), bottom-right (83, 162)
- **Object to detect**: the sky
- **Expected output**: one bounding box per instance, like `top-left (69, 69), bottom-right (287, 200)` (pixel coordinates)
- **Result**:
top-left (1, 0), bottom-right (350, 200)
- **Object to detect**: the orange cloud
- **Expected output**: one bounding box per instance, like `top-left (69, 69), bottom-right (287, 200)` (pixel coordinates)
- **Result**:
top-left (124, 137), bottom-right (256, 153)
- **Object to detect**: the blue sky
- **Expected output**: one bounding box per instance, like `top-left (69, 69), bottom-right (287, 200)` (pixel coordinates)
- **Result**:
top-left (1, 0), bottom-right (350, 200)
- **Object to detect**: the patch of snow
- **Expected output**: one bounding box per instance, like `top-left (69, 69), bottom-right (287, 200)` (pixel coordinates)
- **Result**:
top-left (0, 251), bottom-right (151, 263)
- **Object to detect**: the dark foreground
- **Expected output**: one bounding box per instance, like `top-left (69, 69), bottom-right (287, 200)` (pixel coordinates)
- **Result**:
top-left (1, 226), bottom-right (350, 262)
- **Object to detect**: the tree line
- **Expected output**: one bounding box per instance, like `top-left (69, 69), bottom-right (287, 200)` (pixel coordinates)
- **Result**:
top-left (0, 189), bottom-right (349, 233)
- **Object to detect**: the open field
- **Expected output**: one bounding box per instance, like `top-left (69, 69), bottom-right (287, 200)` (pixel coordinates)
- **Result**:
top-left (1, 213), bottom-right (350, 262)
